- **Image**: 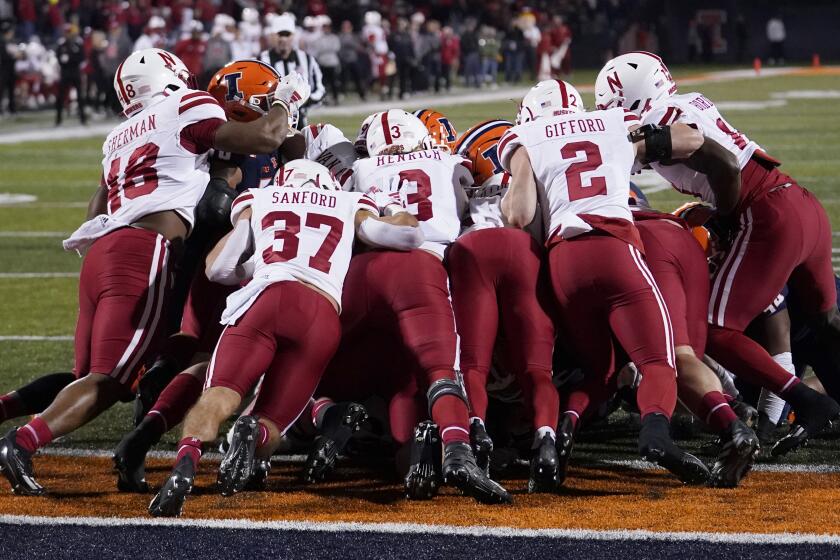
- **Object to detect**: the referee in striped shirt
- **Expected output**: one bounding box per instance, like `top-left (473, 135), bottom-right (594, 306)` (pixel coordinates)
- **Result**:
top-left (260, 14), bottom-right (325, 129)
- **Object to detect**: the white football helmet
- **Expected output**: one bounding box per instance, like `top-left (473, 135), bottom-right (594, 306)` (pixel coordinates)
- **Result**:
top-left (516, 79), bottom-right (584, 125)
top-left (273, 159), bottom-right (340, 191)
top-left (595, 51), bottom-right (677, 116)
top-left (365, 110), bottom-right (431, 156)
top-left (114, 48), bottom-right (195, 117)
top-left (354, 112), bottom-right (380, 155)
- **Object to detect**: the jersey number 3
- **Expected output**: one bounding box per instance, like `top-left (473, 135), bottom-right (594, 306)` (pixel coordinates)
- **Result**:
top-left (106, 143), bottom-right (160, 213)
top-left (262, 211), bottom-right (343, 273)
top-left (561, 141), bottom-right (607, 201)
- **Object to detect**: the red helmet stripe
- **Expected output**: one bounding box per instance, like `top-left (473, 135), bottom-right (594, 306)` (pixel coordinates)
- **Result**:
top-left (381, 112), bottom-right (392, 144)
top-left (116, 60), bottom-right (129, 103)
top-left (556, 80), bottom-right (569, 108)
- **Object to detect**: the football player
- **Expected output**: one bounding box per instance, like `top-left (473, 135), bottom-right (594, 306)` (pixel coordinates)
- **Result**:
top-left (448, 119), bottom-right (560, 492)
top-left (413, 108), bottom-right (459, 153)
top-left (148, 159), bottom-right (424, 517)
top-left (340, 110), bottom-right (512, 504)
top-left (632, 198), bottom-right (760, 487)
top-left (113, 59), bottom-right (303, 493)
top-left (0, 48), bottom-right (309, 496)
top-left (501, 79), bottom-right (723, 484)
top-left (596, 52), bottom-right (840, 455)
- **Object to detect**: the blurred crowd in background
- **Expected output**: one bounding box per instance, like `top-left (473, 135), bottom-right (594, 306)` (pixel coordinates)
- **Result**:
top-left (0, 0), bottom-right (789, 124)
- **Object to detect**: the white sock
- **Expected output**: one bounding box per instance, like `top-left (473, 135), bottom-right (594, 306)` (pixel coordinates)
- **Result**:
top-left (759, 352), bottom-right (795, 424)
top-left (533, 425), bottom-right (556, 448)
top-left (470, 416), bottom-right (484, 427)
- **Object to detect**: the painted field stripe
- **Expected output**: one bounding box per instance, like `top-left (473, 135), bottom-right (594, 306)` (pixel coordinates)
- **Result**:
top-left (599, 458), bottom-right (840, 474)
top-left (1, 514), bottom-right (838, 544)
top-left (0, 335), bottom-right (73, 341)
top-left (0, 231), bottom-right (69, 237)
top-left (0, 272), bottom-right (79, 278)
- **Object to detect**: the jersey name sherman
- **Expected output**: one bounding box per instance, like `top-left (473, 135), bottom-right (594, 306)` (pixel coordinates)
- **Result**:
top-left (543, 117), bottom-right (606, 138)
top-left (270, 188), bottom-right (339, 209)
top-left (106, 114), bottom-right (158, 156)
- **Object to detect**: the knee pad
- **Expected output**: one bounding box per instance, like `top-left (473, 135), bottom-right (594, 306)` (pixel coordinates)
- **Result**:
top-left (426, 377), bottom-right (468, 417)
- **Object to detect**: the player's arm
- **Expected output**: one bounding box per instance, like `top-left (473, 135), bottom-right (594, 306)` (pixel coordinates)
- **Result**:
top-left (205, 208), bottom-right (254, 285)
top-left (213, 73), bottom-right (312, 155)
top-left (87, 175), bottom-right (107, 219)
top-left (629, 122), bottom-right (704, 162)
top-left (354, 207), bottom-right (424, 250)
top-left (501, 146), bottom-right (537, 229)
top-left (681, 137), bottom-right (741, 216)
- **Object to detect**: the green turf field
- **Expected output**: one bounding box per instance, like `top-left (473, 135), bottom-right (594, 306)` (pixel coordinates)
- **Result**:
top-left (0, 69), bottom-right (838, 462)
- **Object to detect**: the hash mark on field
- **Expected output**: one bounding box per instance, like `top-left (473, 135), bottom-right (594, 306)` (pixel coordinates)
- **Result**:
top-left (0, 336), bottom-right (73, 341)
top-left (0, 272), bottom-right (79, 278)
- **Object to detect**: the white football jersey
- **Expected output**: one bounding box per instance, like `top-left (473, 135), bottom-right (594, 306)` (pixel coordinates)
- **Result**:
top-left (499, 108), bottom-right (640, 241)
top-left (350, 149), bottom-right (472, 257)
top-left (643, 92), bottom-right (764, 204)
top-left (463, 175), bottom-right (507, 234)
top-left (101, 88), bottom-right (226, 228)
top-left (225, 185), bottom-right (378, 321)
top-left (303, 123), bottom-right (355, 187)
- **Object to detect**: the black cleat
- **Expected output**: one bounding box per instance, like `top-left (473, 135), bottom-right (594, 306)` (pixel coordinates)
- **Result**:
top-left (556, 414), bottom-right (576, 485)
top-left (528, 434), bottom-right (560, 493)
top-left (730, 399), bottom-right (758, 428)
top-left (112, 423), bottom-right (159, 493)
top-left (133, 359), bottom-right (180, 427)
top-left (771, 389), bottom-right (840, 457)
top-left (442, 441), bottom-right (512, 504)
top-left (246, 459), bottom-right (271, 491)
top-left (148, 457), bottom-right (194, 517)
top-left (304, 402), bottom-right (367, 483)
top-left (639, 413), bottom-right (710, 485)
top-left (469, 419), bottom-right (493, 476)
top-left (710, 419), bottom-right (760, 488)
top-left (0, 429), bottom-right (44, 496)
top-left (218, 415), bottom-right (259, 496)
top-left (404, 421), bottom-right (442, 500)
top-left (755, 412), bottom-right (778, 447)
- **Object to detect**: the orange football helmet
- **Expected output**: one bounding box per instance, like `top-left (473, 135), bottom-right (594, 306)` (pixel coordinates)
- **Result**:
top-left (456, 120), bottom-right (513, 187)
top-left (208, 59), bottom-right (280, 122)
top-left (413, 109), bottom-right (458, 152)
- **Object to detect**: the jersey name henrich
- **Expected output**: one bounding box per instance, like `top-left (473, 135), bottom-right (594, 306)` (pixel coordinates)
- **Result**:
top-left (271, 189), bottom-right (337, 208)
top-left (375, 149), bottom-right (443, 166)
top-left (544, 117), bottom-right (606, 139)
top-left (107, 114), bottom-right (158, 156)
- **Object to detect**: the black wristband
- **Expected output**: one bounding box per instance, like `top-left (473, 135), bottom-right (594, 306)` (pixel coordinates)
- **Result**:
top-left (629, 124), bottom-right (672, 163)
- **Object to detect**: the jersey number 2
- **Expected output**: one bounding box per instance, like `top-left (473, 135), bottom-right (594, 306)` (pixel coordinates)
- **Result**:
top-left (106, 143), bottom-right (160, 213)
top-left (561, 141), bottom-right (607, 201)
top-left (262, 211), bottom-right (343, 273)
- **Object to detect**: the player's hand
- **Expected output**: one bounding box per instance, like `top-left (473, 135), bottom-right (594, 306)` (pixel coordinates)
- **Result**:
top-left (273, 72), bottom-right (311, 110)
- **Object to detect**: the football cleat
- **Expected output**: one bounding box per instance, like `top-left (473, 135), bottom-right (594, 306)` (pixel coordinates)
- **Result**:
top-left (755, 412), bottom-right (778, 446)
top-left (709, 419), bottom-right (760, 488)
top-left (528, 434), bottom-right (560, 493)
top-left (556, 414), bottom-right (576, 485)
top-left (246, 459), bottom-right (271, 491)
top-left (442, 441), bottom-right (512, 504)
top-left (217, 415), bottom-right (259, 496)
top-left (730, 399), bottom-right (758, 429)
top-left (0, 428), bottom-right (44, 496)
top-left (112, 423), bottom-right (160, 493)
top-left (304, 402), bottom-right (368, 483)
top-left (469, 418), bottom-right (493, 476)
top-left (148, 457), bottom-right (194, 517)
top-left (133, 358), bottom-right (179, 427)
top-left (772, 391), bottom-right (840, 457)
top-left (639, 413), bottom-right (710, 485)
top-left (404, 421), bottom-right (442, 500)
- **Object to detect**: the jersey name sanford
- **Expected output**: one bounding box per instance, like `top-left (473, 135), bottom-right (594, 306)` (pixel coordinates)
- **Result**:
top-left (375, 150), bottom-right (442, 166)
top-left (271, 189), bottom-right (337, 208)
top-left (107, 114), bottom-right (158, 156)
top-left (544, 117), bottom-right (605, 139)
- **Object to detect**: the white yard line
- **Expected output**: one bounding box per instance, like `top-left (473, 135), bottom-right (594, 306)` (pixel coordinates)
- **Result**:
top-left (0, 66), bottom-right (832, 145)
top-left (0, 513), bottom-right (838, 544)
top-left (600, 458), bottom-right (840, 474)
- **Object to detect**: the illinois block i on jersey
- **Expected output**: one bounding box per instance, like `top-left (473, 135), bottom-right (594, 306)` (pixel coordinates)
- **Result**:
top-left (500, 78), bottom-right (713, 485)
top-left (596, 51), bottom-right (840, 456)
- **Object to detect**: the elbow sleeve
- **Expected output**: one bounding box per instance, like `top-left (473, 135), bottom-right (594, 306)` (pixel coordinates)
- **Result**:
top-left (357, 218), bottom-right (425, 251)
top-left (195, 178), bottom-right (237, 234)
top-left (206, 219), bottom-right (252, 285)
